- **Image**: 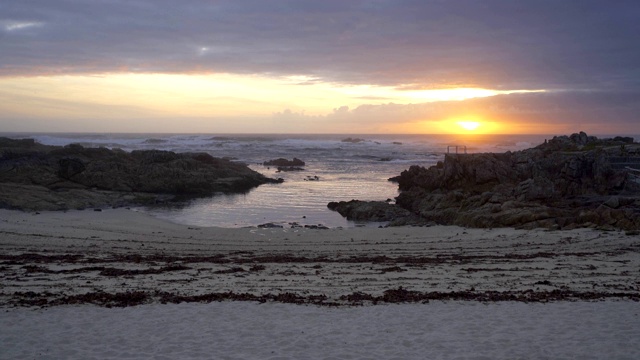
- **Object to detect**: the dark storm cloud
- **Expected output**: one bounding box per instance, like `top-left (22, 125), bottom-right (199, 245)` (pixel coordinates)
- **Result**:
top-left (1, 0), bottom-right (639, 92)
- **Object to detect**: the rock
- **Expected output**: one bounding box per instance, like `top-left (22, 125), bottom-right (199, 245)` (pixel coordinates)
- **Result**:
top-left (341, 137), bottom-right (366, 143)
top-left (514, 177), bottom-right (558, 201)
top-left (335, 132), bottom-right (640, 230)
top-left (257, 223), bottom-right (283, 228)
top-left (612, 136), bottom-right (634, 144)
top-left (304, 224), bottom-right (329, 229)
top-left (327, 200), bottom-right (427, 225)
top-left (570, 131), bottom-right (590, 146)
top-left (263, 158), bottom-right (305, 166)
top-left (536, 131), bottom-right (636, 152)
top-left (0, 137), bottom-right (280, 211)
top-left (604, 196), bottom-right (620, 209)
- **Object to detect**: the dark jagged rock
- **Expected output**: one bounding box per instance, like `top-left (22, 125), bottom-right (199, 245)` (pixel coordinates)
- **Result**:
top-left (335, 132), bottom-right (640, 230)
top-left (392, 132), bottom-right (640, 230)
top-left (257, 223), bottom-right (284, 228)
top-left (263, 158), bottom-right (305, 166)
top-left (536, 131), bottom-right (635, 152)
top-left (327, 200), bottom-right (430, 226)
top-left (0, 137), bottom-right (280, 211)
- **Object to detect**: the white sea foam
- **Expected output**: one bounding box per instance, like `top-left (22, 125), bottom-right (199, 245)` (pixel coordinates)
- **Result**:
top-left (1, 301), bottom-right (638, 360)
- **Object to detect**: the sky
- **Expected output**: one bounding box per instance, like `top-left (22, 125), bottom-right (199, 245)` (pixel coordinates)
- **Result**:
top-left (1, 0), bottom-right (639, 135)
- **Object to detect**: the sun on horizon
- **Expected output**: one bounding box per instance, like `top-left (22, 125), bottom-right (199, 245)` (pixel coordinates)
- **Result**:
top-left (457, 121), bottom-right (481, 132)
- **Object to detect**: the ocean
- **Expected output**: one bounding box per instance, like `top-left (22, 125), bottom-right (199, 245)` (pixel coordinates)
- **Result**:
top-left (4, 133), bottom-right (559, 227)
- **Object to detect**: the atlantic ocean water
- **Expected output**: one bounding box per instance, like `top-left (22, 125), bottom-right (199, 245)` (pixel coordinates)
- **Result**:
top-left (8, 133), bottom-right (552, 228)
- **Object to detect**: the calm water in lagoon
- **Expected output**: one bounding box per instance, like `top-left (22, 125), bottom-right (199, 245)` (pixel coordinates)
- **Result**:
top-left (8, 133), bottom-right (557, 227)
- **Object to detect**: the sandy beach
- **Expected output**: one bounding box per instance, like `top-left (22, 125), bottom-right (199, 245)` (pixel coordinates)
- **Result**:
top-left (2, 301), bottom-right (639, 359)
top-left (1, 209), bottom-right (640, 359)
top-left (1, 208), bottom-right (638, 306)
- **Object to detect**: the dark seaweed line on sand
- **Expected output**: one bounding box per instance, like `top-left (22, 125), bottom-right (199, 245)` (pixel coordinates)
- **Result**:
top-left (20, 264), bottom-right (192, 276)
top-left (0, 250), bottom-right (612, 267)
top-left (7, 288), bottom-right (639, 308)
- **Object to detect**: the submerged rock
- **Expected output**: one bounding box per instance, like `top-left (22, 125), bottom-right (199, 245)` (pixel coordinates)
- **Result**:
top-left (341, 137), bottom-right (366, 143)
top-left (0, 137), bottom-right (280, 211)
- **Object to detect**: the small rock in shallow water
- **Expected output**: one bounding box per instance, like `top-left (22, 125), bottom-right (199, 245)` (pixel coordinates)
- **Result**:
top-left (257, 223), bottom-right (283, 228)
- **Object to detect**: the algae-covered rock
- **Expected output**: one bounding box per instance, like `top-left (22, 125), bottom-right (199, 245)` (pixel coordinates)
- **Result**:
top-left (0, 137), bottom-right (280, 210)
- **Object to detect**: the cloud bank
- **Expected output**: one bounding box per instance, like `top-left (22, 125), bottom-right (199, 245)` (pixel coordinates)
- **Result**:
top-left (1, 0), bottom-right (639, 133)
top-left (2, 0), bottom-right (638, 90)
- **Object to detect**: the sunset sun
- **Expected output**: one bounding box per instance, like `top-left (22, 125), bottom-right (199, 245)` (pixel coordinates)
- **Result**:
top-left (457, 121), bottom-right (481, 131)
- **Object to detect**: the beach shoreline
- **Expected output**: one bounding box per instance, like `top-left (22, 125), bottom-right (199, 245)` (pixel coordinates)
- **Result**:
top-left (1, 208), bottom-right (638, 307)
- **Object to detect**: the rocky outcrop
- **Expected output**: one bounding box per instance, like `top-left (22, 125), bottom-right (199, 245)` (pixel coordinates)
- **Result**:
top-left (332, 132), bottom-right (640, 230)
top-left (393, 132), bottom-right (640, 230)
top-left (0, 137), bottom-right (281, 211)
top-left (535, 132), bottom-right (634, 152)
top-left (327, 200), bottom-right (429, 226)
top-left (263, 158), bottom-right (305, 166)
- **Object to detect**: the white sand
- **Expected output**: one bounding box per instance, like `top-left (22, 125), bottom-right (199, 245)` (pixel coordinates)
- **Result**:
top-left (1, 301), bottom-right (639, 359)
top-left (1, 208), bottom-right (639, 359)
top-left (1, 208), bottom-right (638, 303)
